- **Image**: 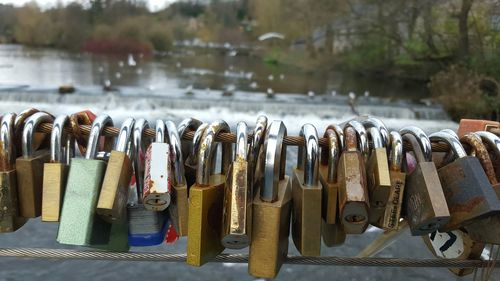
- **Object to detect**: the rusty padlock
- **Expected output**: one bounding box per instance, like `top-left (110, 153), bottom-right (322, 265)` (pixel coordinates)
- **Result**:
top-left (429, 131), bottom-right (500, 231)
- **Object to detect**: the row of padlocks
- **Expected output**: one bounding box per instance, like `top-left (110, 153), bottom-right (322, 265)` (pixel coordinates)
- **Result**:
top-left (0, 109), bottom-right (499, 278)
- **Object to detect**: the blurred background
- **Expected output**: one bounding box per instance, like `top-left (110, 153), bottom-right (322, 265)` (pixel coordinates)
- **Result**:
top-left (0, 0), bottom-right (498, 280)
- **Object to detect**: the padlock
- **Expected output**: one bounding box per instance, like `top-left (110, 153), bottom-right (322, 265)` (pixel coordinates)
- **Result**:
top-left (475, 131), bottom-right (500, 182)
top-left (319, 125), bottom-right (346, 247)
top-left (57, 115), bottom-right (115, 246)
top-left (178, 118), bottom-right (203, 188)
top-left (249, 115), bottom-right (268, 191)
top-left (457, 119), bottom-right (499, 138)
top-left (143, 120), bottom-right (171, 211)
top-left (291, 123), bottom-right (322, 256)
top-left (429, 131), bottom-right (500, 231)
top-left (127, 118), bottom-right (169, 246)
top-left (373, 131), bottom-right (406, 230)
top-left (248, 121), bottom-right (292, 279)
top-left (337, 126), bottom-right (369, 234)
top-left (359, 117), bottom-right (390, 148)
top-left (362, 123), bottom-right (391, 225)
top-left (96, 117), bottom-right (135, 223)
top-left (16, 112), bottom-right (53, 218)
top-left (423, 229), bottom-right (485, 276)
top-left (221, 121), bottom-right (251, 249)
top-left (187, 120), bottom-right (232, 266)
top-left (13, 108), bottom-right (43, 157)
top-left (400, 126), bottom-right (450, 235)
top-left (0, 113), bottom-right (27, 232)
top-left (42, 115), bottom-right (74, 222)
top-left (166, 120), bottom-right (190, 237)
top-left (345, 120), bottom-right (369, 160)
top-left (460, 133), bottom-right (500, 244)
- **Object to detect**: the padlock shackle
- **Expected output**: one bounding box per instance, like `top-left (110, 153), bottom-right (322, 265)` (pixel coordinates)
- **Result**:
top-left (440, 129), bottom-right (459, 141)
top-left (165, 120), bottom-right (185, 186)
top-left (327, 124), bottom-right (344, 151)
top-left (251, 116), bottom-right (267, 162)
top-left (50, 115), bottom-right (74, 164)
top-left (460, 133), bottom-right (498, 185)
top-left (115, 117), bottom-right (135, 156)
top-left (85, 114), bottom-right (114, 159)
top-left (475, 131), bottom-right (500, 155)
top-left (429, 131), bottom-right (467, 159)
top-left (188, 123), bottom-right (208, 166)
top-left (365, 127), bottom-right (384, 149)
top-left (345, 120), bottom-right (369, 160)
top-left (360, 117), bottom-right (389, 148)
top-left (297, 123), bottom-right (319, 186)
top-left (22, 112), bottom-right (54, 157)
top-left (133, 118), bottom-right (152, 203)
top-left (196, 120), bottom-right (232, 185)
top-left (0, 113), bottom-right (16, 169)
top-left (261, 120), bottom-right (287, 202)
top-left (322, 128), bottom-right (339, 182)
top-left (236, 122), bottom-right (248, 160)
top-left (155, 120), bottom-right (166, 143)
top-left (178, 118), bottom-right (203, 141)
top-left (389, 131), bottom-right (403, 172)
top-left (14, 108), bottom-right (39, 135)
top-left (400, 126), bottom-right (432, 162)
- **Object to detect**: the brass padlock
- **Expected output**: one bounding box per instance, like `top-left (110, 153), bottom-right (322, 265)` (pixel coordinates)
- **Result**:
top-left (361, 121), bottom-right (391, 224)
top-left (373, 131), bottom-right (406, 230)
top-left (57, 115), bottom-right (115, 246)
top-left (320, 125), bottom-right (346, 247)
top-left (400, 126), bottom-right (450, 235)
top-left (42, 115), bottom-right (74, 222)
top-left (16, 112), bottom-right (53, 218)
top-left (143, 120), bottom-right (171, 211)
top-left (292, 123), bottom-right (322, 256)
top-left (461, 133), bottom-right (500, 244)
top-left (249, 115), bottom-right (268, 192)
top-left (221, 121), bottom-right (251, 249)
top-left (429, 131), bottom-right (500, 231)
top-left (423, 229), bottom-right (484, 276)
top-left (337, 125), bottom-right (369, 234)
top-left (127, 118), bottom-right (169, 246)
top-left (178, 118), bottom-right (203, 188)
top-left (187, 120), bottom-right (232, 267)
top-left (166, 120), bottom-right (190, 237)
top-left (13, 108), bottom-right (43, 157)
top-left (0, 113), bottom-right (27, 232)
top-left (97, 117), bottom-right (135, 223)
top-left (248, 120), bottom-right (292, 279)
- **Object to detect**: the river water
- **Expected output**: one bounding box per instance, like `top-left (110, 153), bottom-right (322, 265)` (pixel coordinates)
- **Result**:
top-left (0, 44), bottom-right (490, 281)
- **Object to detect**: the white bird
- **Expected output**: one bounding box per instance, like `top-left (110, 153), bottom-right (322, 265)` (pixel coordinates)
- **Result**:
top-left (249, 81), bottom-right (258, 89)
top-left (128, 54), bottom-right (137, 66)
top-left (349, 92), bottom-right (356, 100)
top-left (364, 90), bottom-right (370, 97)
top-left (279, 74), bottom-right (285, 80)
top-left (307, 91), bottom-right (315, 98)
top-left (118, 61), bottom-right (124, 67)
top-left (331, 90), bottom-right (337, 96)
top-left (115, 72), bottom-right (121, 79)
top-left (268, 75), bottom-right (274, 81)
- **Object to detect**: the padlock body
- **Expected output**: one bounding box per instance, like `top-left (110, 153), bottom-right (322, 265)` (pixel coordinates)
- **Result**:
top-left (16, 151), bottom-right (50, 217)
top-left (186, 174), bottom-right (225, 267)
top-left (168, 181), bottom-right (189, 237)
top-left (366, 148), bottom-right (391, 211)
top-left (222, 159), bottom-right (251, 249)
top-left (405, 162), bottom-right (450, 235)
top-left (372, 170), bottom-right (406, 230)
top-left (143, 143), bottom-right (171, 211)
top-left (422, 230), bottom-right (484, 276)
top-left (97, 150), bottom-right (133, 223)
top-left (128, 204), bottom-right (170, 246)
top-left (249, 176), bottom-right (292, 279)
top-left (319, 165), bottom-right (337, 224)
top-left (42, 162), bottom-right (69, 222)
top-left (337, 151), bottom-right (369, 234)
top-left (57, 158), bottom-right (111, 246)
top-left (0, 170), bottom-right (27, 232)
top-left (91, 221), bottom-right (130, 252)
top-left (291, 168), bottom-right (321, 256)
top-left (437, 156), bottom-right (500, 231)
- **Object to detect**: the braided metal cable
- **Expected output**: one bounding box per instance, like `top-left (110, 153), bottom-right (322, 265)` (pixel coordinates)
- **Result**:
top-left (37, 122), bottom-right (461, 152)
top-left (0, 248), bottom-right (497, 268)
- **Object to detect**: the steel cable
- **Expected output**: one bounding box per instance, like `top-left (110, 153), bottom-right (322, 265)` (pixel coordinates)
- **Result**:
top-left (0, 248), bottom-right (497, 268)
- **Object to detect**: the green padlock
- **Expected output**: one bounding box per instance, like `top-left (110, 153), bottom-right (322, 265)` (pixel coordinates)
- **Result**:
top-left (57, 115), bottom-right (119, 247)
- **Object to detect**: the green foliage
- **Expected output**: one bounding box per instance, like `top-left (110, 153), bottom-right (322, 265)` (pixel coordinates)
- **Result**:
top-left (344, 37), bottom-right (388, 70)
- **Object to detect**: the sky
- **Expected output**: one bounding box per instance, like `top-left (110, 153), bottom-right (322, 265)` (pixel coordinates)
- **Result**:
top-left (0, 0), bottom-right (176, 11)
